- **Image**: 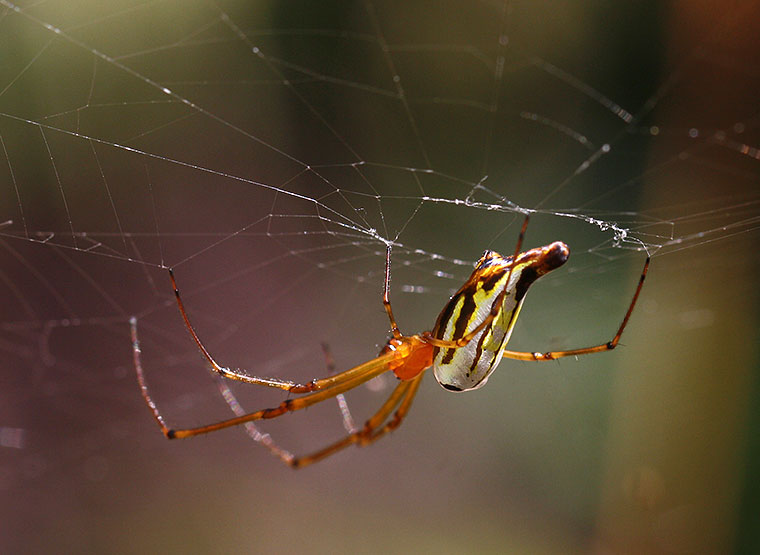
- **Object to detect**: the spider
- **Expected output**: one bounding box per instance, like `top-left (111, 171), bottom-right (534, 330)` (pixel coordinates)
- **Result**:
top-left (131, 215), bottom-right (649, 468)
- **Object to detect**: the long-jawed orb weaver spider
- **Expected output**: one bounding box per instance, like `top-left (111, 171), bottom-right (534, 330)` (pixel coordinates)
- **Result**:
top-left (131, 215), bottom-right (650, 468)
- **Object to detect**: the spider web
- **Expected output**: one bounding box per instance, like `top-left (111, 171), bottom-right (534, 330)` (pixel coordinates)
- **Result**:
top-left (1, 1), bottom-right (759, 552)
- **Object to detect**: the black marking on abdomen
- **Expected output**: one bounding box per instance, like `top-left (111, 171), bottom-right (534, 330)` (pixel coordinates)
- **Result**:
top-left (467, 292), bottom-right (503, 376)
top-left (515, 267), bottom-right (538, 302)
top-left (441, 383), bottom-right (463, 392)
top-left (441, 291), bottom-right (476, 364)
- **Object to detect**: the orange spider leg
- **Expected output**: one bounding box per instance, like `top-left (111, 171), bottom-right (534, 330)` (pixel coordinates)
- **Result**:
top-left (169, 269), bottom-right (392, 395)
top-left (502, 255), bottom-right (649, 361)
top-left (290, 372), bottom-right (425, 468)
top-left (209, 342), bottom-right (360, 463)
top-left (213, 374), bottom-right (296, 464)
top-left (382, 244), bottom-right (403, 339)
top-left (132, 313), bottom-right (419, 441)
top-left (321, 341), bottom-right (357, 433)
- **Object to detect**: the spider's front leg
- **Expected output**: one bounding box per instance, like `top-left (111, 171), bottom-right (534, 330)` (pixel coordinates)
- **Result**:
top-left (501, 255), bottom-right (650, 363)
top-left (168, 269), bottom-right (397, 394)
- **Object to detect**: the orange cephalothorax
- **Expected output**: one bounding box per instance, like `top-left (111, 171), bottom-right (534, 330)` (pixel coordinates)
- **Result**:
top-left (381, 335), bottom-right (434, 381)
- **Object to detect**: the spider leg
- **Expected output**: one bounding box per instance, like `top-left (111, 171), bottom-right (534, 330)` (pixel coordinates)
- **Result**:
top-left (290, 380), bottom-right (412, 467)
top-left (131, 315), bottom-right (399, 440)
top-left (207, 342), bottom-right (356, 464)
top-left (502, 255), bottom-right (650, 361)
top-left (362, 371), bottom-right (423, 443)
top-left (382, 244), bottom-right (403, 339)
top-left (213, 374), bottom-right (296, 465)
top-left (289, 372), bottom-right (424, 468)
top-left (169, 269), bottom-right (390, 394)
top-left (321, 342), bottom-right (357, 433)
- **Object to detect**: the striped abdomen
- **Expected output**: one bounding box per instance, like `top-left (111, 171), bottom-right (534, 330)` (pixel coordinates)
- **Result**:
top-left (432, 243), bottom-right (569, 392)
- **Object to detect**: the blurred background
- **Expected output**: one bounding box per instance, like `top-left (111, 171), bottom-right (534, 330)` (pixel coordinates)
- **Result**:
top-left (1, 1), bottom-right (759, 553)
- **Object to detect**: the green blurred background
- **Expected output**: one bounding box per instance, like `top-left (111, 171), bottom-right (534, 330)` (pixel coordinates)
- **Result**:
top-left (1, 1), bottom-right (759, 553)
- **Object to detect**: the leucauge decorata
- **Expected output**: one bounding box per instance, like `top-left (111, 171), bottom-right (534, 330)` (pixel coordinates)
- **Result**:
top-left (131, 214), bottom-right (650, 468)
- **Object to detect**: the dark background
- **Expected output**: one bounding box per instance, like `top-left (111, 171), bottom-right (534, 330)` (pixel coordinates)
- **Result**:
top-left (1, 1), bottom-right (759, 553)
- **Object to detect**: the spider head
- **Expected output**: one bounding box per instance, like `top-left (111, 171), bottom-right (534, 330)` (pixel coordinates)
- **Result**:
top-left (380, 335), bottom-right (434, 381)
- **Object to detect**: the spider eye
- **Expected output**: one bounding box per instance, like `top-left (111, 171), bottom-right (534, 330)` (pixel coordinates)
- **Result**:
top-left (476, 249), bottom-right (496, 267)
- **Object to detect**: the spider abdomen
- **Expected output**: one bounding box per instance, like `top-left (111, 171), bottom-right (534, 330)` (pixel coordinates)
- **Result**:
top-left (432, 243), bottom-right (569, 392)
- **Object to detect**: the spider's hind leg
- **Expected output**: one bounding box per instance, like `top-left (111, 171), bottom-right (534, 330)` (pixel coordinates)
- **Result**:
top-left (289, 372), bottom-right (424, 468)
top-left (321, 342), bottom-right (357, 434)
